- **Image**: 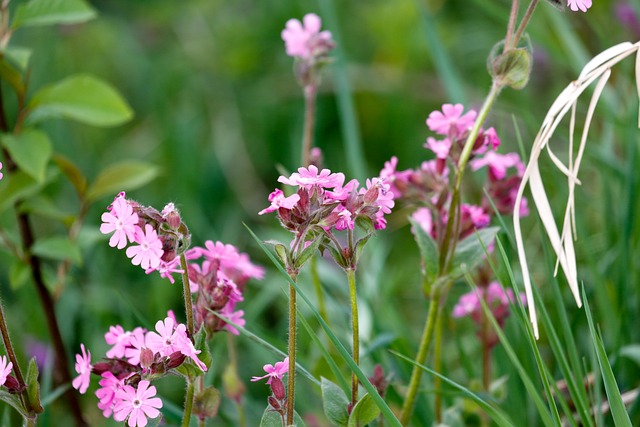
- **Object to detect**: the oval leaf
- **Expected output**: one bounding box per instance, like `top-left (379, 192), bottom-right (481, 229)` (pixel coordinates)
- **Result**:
top-left (347, 393), bottom-right (380, 427)
top-left (260, 407), bottom-right (307, 427)
top-left (32, 236), bottom-right (82, 265)
top-left (53, 154), bottom-right (87, 197)
top-left (27, 74), bottom-right (133, 127)
top-left (409, 217), bottom-right (439, 283)
top-left (12, 0), bottom-right (96, 29)
top-left (322, 377), bottom-right (349, 426)
top-left (1, 129), bottom-right (52, 182)
top-left (86, 161), bottom-right (158, 202)
top-left (26, 357), bottom-right (44, 414)
top-left (0, 169), bottom-right (55, 213)
top-left (450, 227), bottom-right (499, 279)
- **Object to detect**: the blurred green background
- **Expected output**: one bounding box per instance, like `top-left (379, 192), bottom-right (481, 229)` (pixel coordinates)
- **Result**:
top-left (2, 0), bottom-right (640, 425)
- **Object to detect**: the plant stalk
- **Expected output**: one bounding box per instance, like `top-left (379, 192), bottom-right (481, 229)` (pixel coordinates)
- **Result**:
top-left (433, 304), bottom-right (444, 423)
top-left (286, 272), bottom-right (299, 425)
top-left (347, 268), bottom-right (360, 406)
top-left (399, 283), bottom-right (444, 425)
top-left (301, 84), bottom-right (317, 167)
top-left (182, 380), bottom-right (195, 427)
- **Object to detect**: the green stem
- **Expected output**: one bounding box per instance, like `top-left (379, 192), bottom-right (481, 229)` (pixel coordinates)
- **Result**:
top-left (227, 334), bottom-right (246, 427)
top-left (286, 273), bottom-right (299, 426)
top-left (301, 84), bottom-right (317, 167)
top-left (182, 380), bottom-right (195, 427)
top-left (347, 268), bottom-right (359, 406)
top-left (433, 304), bottom-right (444, 424)
top-left (179, 253), bottom-right (195, 338)
top-left (481, 302), bottom-right (492, 390)
top-left (399, 283), bottom-right (444, 425)
top-left (509, 0), bottom-right (539, 50)
top-left (503, 0), bottom-right (519, 53)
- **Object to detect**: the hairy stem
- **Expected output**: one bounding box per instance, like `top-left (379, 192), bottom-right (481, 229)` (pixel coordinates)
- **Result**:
top-left (433, 304), bottom-right (444, 423)
top-left (182, 380), bottom-right (195, 427)
top-left (286, 272), bottom-right (299, 425)
top-left (503, 0), bottom-right (519, 52)
top-left (510, 0), bottom-right (539, 50)
top-left (180, 253), bottom-right (195, 338)
top-left (301, 84), bottom-right (317, 167)
top-left (399, 283), bottom-right (444, 424)
top-left (347, 268), bottom-right (360, 406)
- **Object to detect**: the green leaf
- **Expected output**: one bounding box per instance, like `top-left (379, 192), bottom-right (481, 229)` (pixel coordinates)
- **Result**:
top-left (353, 233), bottom-right (372, 265)
top-left (294, 235), bottom-right (323, 270)
top-left (26, 357), bottom-right (44, 414)
top-left (0, 389), bottom-right (27, 418)
top-left (1, 129), bottom-right (52, 182)
top-left (322, 377), bottom-right (349, 426)
top-left (260, 407), bottom-right (306, 427)
top-left (86, 161), bottom-right (158, 202)
top-left (348, 393), bottom-right (380, 427)
top-left (2, 47), bottom-right (32, 70)
top-left (0, 169), bottom-right (56, 213)
top-left (450, 227), bottom-right (499, 278)
top-left (32, 236), bottom-right (82, 265)
top-left (583, 287), bottom-right (633, 427)
top-left (619, 345), bottom-right (640, 367)
top-left (27, 74), bottom-right (133, 127)
top-left (53, 154), bottom-right (87, 197)
top-left (19, 195), bottom-right (74, 225)
top-left (409, 217), bottom-right (439, 283)
top-left (0, 57), bottom-right (25, 95)
top-left (193, 326), bottom-right (212, 371)
top-left (12, 0), bottom-right (96, 29)
top-left (9, 258), bottom-right (30, 290)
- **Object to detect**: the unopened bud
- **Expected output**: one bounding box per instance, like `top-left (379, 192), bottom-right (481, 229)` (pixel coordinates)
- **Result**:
top-left (363, 186), bottom-right (379, 205)
top-left (268, 396), bottom-right (282, 411)
top-left (140, 348), bottom-right (154, 370)
top-left (125, 373), bottom-right (141, 388)
top-left (222, 365), bottom-right (246, 403)
top-left (162, 203), bottom-right (182, 230)
top-left (92, 362), bottom-right (112, 376)
top-left (3, 375), bottom-right (22, 393)
top-left (166, 351), bottom-right (187, 369)
top-left (270, 377), bottom-right (286, 401)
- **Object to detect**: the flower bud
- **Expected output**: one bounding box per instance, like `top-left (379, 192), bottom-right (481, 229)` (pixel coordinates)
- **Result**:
top-left (268, 396), bottom-right (282, 412)
top-left (162, 203), bottom-right (183, 230)
top-left (166, 351), bottom-right (187, 369)
top-left (270, 377), bottom-right (286, 401)
top-left (3, 375), bottom-right (22, 394)
top-left (140, 348), bottom-right (155, 370)
top-left (125, 373), bottom-right (141, 388)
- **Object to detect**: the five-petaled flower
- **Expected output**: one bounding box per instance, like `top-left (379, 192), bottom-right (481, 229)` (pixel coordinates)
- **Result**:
top-left (100, 197), bottom-right (139, 250)
top-left (251, 356), bottom-right (289, 384)
top-left (0, 355), bottom-right (12, 387)
top-left (126, 224), bottom-right (163, 270)
top-left (281, 13), bottom-right (335, 60)
top-left (113, 380), bottom-right (163, 427)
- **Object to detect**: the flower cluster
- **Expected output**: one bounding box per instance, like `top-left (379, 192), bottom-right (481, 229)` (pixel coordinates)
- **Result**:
top-left (100, 193), bottom-right (190, 273)
top-left (101, 193), bottom-right (264, 337)
top-left (251, 357), bottom-right (289, 419)
top-left (381, 103), bottom-right (527, 244)
top-left (260, 165), bottom-right (394, 269)
top-left (185, 241), bottom-right (265, 336)
top-left (72, 315), bottom-right (207, 426)
top-left (453, 282), bottom-right (526, 345)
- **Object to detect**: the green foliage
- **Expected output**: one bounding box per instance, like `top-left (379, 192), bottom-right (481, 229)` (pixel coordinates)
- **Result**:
top-left (12, 0), bottom-right (96, 29)
top-left (85, 160), bottom-right (159, 202)
top-left (31, 236), bottom-right (82, 265)
top-left (450, 227), bottom-right (499, 278)
top-left (27, 74), bottom-right (133, 127)
top-left (26, 357), bottom-right (44, 414)
top-left (1, 129), bottom-right (52, 182)
top-left (410, 216), bottom-right (439, 284)
top-left (322, 377), bottom-right (349, 426)
top-left (347, 393), bottom-right (380, 427)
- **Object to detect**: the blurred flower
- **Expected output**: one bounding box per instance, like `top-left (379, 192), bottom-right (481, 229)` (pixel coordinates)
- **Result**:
top-left (470, 151), bottom-right (524, 180)
top-left (453, 282), bottom-right (526, 326)
top-left (0, 355), bottom-right (12, 387)
top-left (426, 104), bottom-right (477, 137)
top-left (0, 162), bottom-right (3, 180)
top-left (567, 0), bottom-right (592, 12)
top-left (113, 380), bottom-right (162, 427)
top-left (126, 224), bottom-right (163, 270)
top-left (281, 13), bottom-right (335, 60)
top-left (251, 356), bottom-right (289, 384)
top-left (616, 2), bottom-right (640, 37)
top-left (72, 344), bottom-right (92, 394)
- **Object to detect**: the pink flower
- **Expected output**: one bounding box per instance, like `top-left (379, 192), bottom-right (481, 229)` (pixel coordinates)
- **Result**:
top-left (426, 104), bottom-right (477, 136)
top-left (113, 380), bottom-right (162, 427)
top-left (96, 372), bottom-right (124, 418)
top-left (105, 325), bottom-right (133, 359)
top-left (424, 137), bottom-right (452, 159)
top-left (146, 317), bottom-right (186, 357)
top-left (278, 165), bottom-right (345, 190)
top-left (259, 189), bottom-right (301, 215)
top-left (147, 256), bottom-right (183, 283)
top-left (126, 224), bottom-right (163, 270)
top-left (100, 197), bottom-right (139, 249)
top-left (453, 282), bottom-right (526, 324)
top-left (411, 207), bottom-right (433, 237)
top-left (567, 0), bottom-right (592, 12)
top-left (281, 13), bottom-right (335, 59)
top-left (0, 355), bottom-right (12, 386)
top-left (251, 357), bottom-right (289, 384)
top-left (72, 344), bottom-right (92, 394)
top-left (470, 151), bottom-right (524, 180)
top-left (0, 162), bottom-right (3, 180)
top-left (123, 328), bottom-right (147, 366)
top-left (333, 205), bottom-right (354, 231)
